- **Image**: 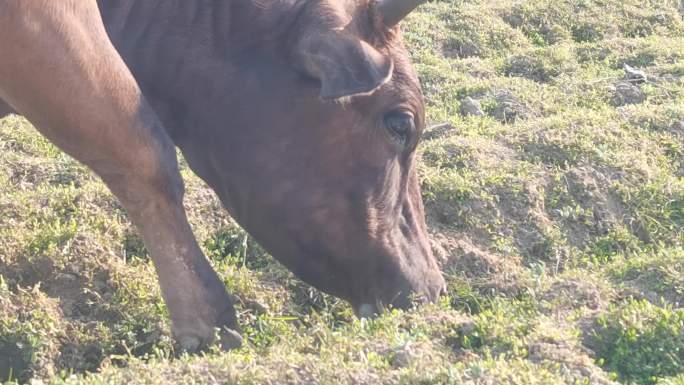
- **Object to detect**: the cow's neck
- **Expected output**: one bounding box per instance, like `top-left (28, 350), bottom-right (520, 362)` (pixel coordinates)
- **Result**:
top-left (96, 0), bottom-right (302, 141)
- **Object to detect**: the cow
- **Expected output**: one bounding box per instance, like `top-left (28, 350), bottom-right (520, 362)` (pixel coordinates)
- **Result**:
top-left (0, 0), bottom-right (446, 350)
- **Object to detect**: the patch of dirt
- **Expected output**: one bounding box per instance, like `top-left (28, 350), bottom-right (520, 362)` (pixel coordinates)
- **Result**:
top-left (1, 242), bottom-right (168, 379)
top-left (504, 55), bottom-right (556, 83)
top-left (496, 178), bottom-right (558, 260)
top-left (443, 38), bottom-right (481, 59)
top-left (542, 279), bottom-right (613, 313)
top-left (423, 136), bottom-right (517, 170)
top-left (422, 123), bottom-right (458, 141)
top-left (489, 90), bottom-right (535, 123)
top-left (425, 137), bottom-right (562, 269)
top-left (620, 270), bottom-right (684, 308)
top-left (434, 177), bottom-right (554, 260)
top-left (520, 140), bottom-right (581, 167)
top-left (546, 166), bottom-right (635, 248)
top-left (428, 152), bottom-right (645, 280)
top-left (609, 81), bottom-right (646, 106)
top-left (670, 120), bottom-right (684, 137)
top-left (432, 233), bottom-right (528, 295)
top-left (0, 286), bottom-right (64, 383)
top-left (528, 339), bottom-right (615, 385)
top-left (459, 97), bottom-right (485, 117)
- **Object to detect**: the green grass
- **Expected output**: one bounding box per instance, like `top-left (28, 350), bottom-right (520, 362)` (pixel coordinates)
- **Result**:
top-left (587, 299), bottom-right (684, 385)
top-left (1, 0), bottom-right (684, 383)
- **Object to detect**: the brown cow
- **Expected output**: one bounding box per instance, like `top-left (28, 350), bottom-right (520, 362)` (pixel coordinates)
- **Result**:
top-left (0, 0), bottom-right (445, 350)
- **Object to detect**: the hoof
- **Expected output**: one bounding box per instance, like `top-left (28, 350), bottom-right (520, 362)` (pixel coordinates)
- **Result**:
top-left (178, 334), bottom-right (202, 352)
top-left (175, 327), bottom-right (242, 352)
top-left (219, 327), bottom-right (243, 350)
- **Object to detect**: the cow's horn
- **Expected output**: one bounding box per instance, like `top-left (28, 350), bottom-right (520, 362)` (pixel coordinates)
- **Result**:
top-left (377, 0), bottom-right (426, 27)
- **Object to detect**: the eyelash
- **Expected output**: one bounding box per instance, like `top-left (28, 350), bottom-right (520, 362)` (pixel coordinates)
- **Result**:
top-left (384, 111), bottom-right (415, 144)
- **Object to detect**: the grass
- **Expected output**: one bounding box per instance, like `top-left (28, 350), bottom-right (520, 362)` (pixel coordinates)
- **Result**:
top-left (587, 299), bottom-right (684, 385)
top-left (1, 0), bottom-right (683, 383)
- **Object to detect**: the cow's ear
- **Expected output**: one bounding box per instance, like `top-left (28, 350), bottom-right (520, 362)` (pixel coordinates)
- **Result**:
top-left (293, 33), bottom-right (393, 100)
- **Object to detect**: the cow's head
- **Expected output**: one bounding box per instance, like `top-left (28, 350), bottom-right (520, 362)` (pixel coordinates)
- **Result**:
top-left (200, 0), bottom-right (445, 316)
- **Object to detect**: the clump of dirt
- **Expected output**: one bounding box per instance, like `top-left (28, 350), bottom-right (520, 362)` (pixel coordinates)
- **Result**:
top-left (422, 123), bottom-right (457, 141)
top-left (614, 252), bottom-right (684, 308)
top-left (501, 8), bottom-right (571, 45)
top-left (422, 136), bottom-right (516, 170)
top-left (432, 178), bottom-right (554, 262)
top-left (442, 37), bottom-right (481, 59)
top-left (621, 274), bottom-right (683, 308)
top-left (504, 54), bottom-right (559, 83)
top-left (0, 244), bottom-right (170, 379)
top-left (459, 97), bottom-right (485, 117)
top-left (425, 136), bottom-right (559, 276)
top-left (546, 166), bottom-right (633, 248)
top-left (669, 120), bottom-right (684, 137)
top-left (438, 7), bottom-right (529, 60)
top-left (0, 284), bottom-right (64, 383)
top-left (542, 278), bottom-right (613, 313)
top-left (458, 91), bottom-right (536, 123)
top-left (432, 233), bottom-right (529, 296)
top-left (489, 91), bottom-right (535, 123)
top-left (609, 81), bottom-right (646, 106)
top-left (527, 339), bottom-right (614, 385)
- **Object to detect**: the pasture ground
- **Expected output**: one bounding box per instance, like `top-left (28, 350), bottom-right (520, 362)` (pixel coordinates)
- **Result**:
top-left (1, 0), bottom-right (683, 384)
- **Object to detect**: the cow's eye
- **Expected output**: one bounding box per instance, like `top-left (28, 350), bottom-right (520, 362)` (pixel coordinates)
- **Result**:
top-left (383, 111), bottom-right (415, 144)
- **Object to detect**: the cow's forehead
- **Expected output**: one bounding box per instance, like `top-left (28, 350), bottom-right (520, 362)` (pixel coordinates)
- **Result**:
top-left (303, 0), bottom-right (395, 44)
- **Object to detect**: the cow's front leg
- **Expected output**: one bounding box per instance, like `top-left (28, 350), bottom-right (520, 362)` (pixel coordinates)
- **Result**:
top-left (99, 149), bottom-right (242, 351)
top-left (0, 0), bottom-right (240, 350)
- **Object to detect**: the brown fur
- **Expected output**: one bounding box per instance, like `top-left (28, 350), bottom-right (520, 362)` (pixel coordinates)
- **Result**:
top-left (0, 0), bottom-right (445, 350)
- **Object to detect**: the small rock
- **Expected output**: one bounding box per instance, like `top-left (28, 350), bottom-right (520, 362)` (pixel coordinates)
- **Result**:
top-left (389, 343), bottom-right (414, 368)
top-left (460, 97), bottom-right (485, 117)
top-left (670, 120), bottom-right (684, 136)
top-left (178, 335), bottom-right (201, 352)
top-left (68, 263), bottom-right (81, 274)
top-left (244, 299), bottom-right (269, 314)
top-left (623, 64), bottom-right (647, 83)
top-left (661, 73), bottom-right (678, 83)
top-left (458, 320), bottom-right (477, 335)
top-left (654, 11), bottom-right (668, 24)
top-left (55, 272), bottom-right (77, 282)
top-left (491, 91), bottom-right (529, 123)
top-left (505, 55), bottom-right (551, 82)
top-left (392, 349), bottom-right (411, 368)
top-left (423, 123), bottom-right (455, 141)
top-left (610, 82), bottom-right (646, 106)
top-left (219, 328), bottom-right (243, 350)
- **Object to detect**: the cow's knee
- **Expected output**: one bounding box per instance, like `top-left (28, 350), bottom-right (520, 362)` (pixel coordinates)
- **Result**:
top-left (96, 132), bottom-right (184, 213)
top-left (142, 143), bottom-right (185, 204)
top-left (131, 153), bottom-right (184, 211)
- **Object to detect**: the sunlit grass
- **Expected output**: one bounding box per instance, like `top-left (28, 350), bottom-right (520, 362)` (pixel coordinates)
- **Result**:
top-left (1, 0), bottom-right (683, 383)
